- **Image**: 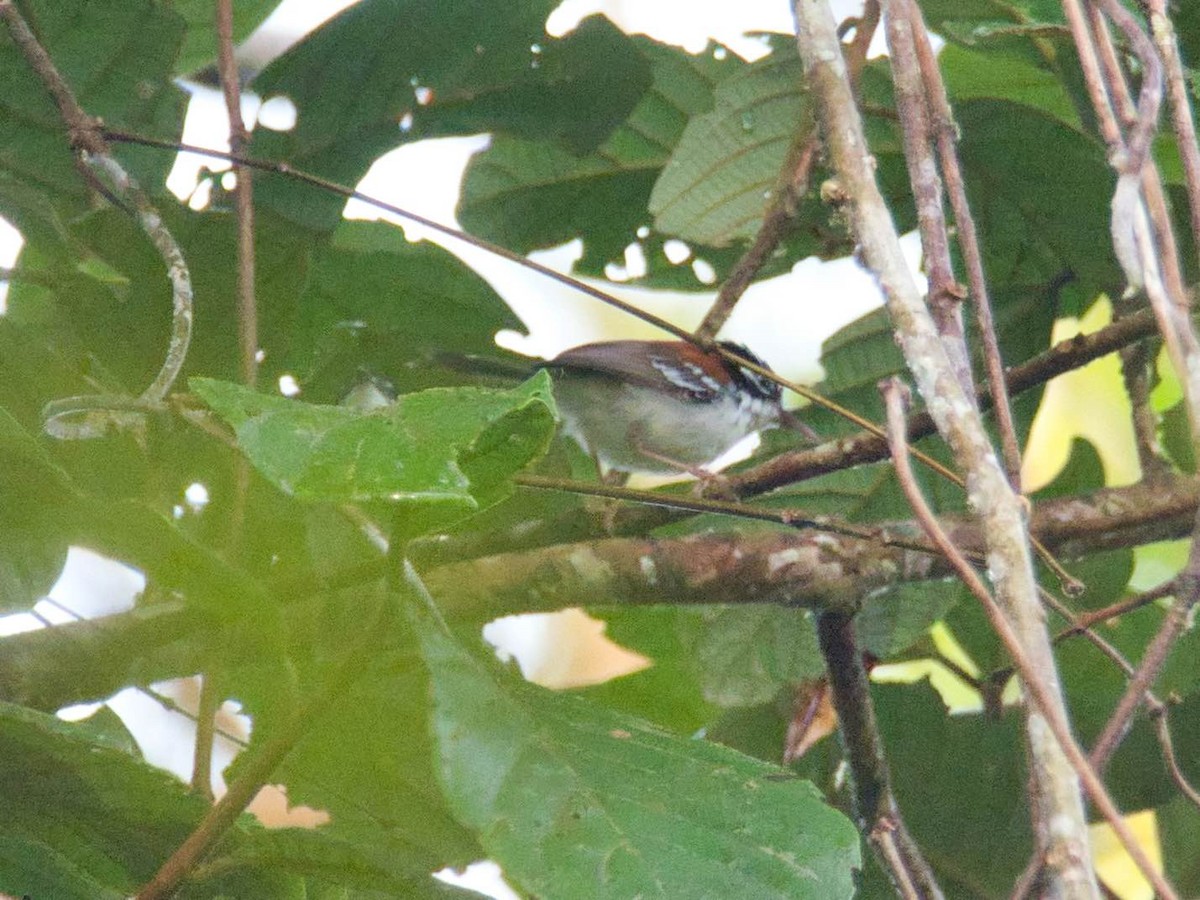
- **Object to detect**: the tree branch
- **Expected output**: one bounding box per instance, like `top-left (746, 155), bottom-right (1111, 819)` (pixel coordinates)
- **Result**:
top-left (901, 0), bottom-right (1024, 488)
top-left (792, 1), bottom-right (1096, 892)
top-left (0, 1), bottom-right (194, 436)
top-left (880, 377), bottom-right (1171, 899)
top-left (817, 608), bottom-right (943, 899)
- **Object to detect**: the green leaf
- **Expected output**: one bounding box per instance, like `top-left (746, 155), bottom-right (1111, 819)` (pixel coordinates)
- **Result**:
top-left (856, 581), bottom-right (965, 660)
top-left (0, 836), bottom-right (126, 900)
top-left (0, 701), bottom-right (205, 893)
top-left (170, 0), bottom-right (278, 75)
top-left (917, 0), bottom-right (1067, 50)
top-left (458, 38), bottom-right (737, 271)
top-left (0, 699), bottom-right (458, 897)
top-left (581, 607), bottom-right (715, 733)
top-left (191, 373), bottom-right (556, 510)
top-left (687, 606), bottom-right (825, 707)
top-left (219, 590), bottom-right (483, 897)
top-left (649, 51), bottom-right (813, 246)
top-left (0, 0), bottom-right (186, 229)
top-left (939, 44), bottom-right (1078, 125)
top-left (286, 220), bottom-right (524, 399)
top-left (249, 4), bottom-right (650, 230)
top-left (956, 99), bottom-right (1119, 293)
top-left (407, 564), bottom-right (861, 898)
top-left (6, 204), bottom-right (312, 396)
top-left (0, 407), bottom-right (71, 611)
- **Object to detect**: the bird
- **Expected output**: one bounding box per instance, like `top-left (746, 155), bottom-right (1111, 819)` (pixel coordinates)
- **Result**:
top-left (543, 339), bottom-right (794, 477)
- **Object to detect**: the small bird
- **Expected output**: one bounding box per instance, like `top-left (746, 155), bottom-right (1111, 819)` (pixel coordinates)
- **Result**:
top-left (544, 339), bottom-right (792, 476)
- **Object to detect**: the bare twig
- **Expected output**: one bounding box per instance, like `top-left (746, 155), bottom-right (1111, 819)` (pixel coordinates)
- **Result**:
top-left (1116, 324), bottom-right (1169, 477)
top-left (216, 0), bottom-right (257, 389)
top-left (902, 0), bottom-right (1023, 488)
top-left (695, 2), bottom-right (880, 343)
top-left (882, 2), bottom-right (971, 392)
top-left (1074, 0), bottom-right (1200, 447)
top-left (1145, 0), bottom-right (1200, 267)
top-left (816, 607), bottom-right (943, 899)
top-left (1150, 705), bottom-right (1200, 810)
top-left (726, 303), bottom-right (1159, 496)
top-left (1060, 580), bottom-right (1176, 636)
top-left (880, 377), bottom-right (1173, 899)
top-left (190, 676), bottom-right (219, 802)
top-left (694, 133), bottom-right (818, 343)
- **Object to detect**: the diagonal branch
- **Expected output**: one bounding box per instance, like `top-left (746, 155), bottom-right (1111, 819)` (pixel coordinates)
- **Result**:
top-left (881, 377), bottom-right (1172, 899)
top-left (792, 0), bottom-right (1096, 892)
top-left (816, 606), bottom-right (943, 899)
top-left (901, 0), bottom-right (1024, 488)
top-left (694, 2), bottom-right (879, 343)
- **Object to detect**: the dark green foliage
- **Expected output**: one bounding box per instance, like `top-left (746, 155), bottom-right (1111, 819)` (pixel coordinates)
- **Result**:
top-left (0, 0), bottom-right (1197, 896)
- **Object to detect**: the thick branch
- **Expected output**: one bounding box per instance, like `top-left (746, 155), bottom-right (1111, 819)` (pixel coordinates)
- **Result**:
top-left (2, 475), bottom-right (1197, 713)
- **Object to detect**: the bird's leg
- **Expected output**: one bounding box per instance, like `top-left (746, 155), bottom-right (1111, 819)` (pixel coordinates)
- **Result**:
top-left (627, 423), bottom-right (737, 500)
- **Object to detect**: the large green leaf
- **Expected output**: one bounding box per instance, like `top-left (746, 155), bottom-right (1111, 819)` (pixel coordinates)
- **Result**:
top-left (5, 204), bottom-right (311, 398)
top-left (458, 38), bottom-right (737, 273)
top-left (939, 44), bottom-right (1078, 125)
top-left (686, 606), bottom-right (825, 707)
top-left (192, 373), bottom-right (556, 511)
top-left (917, 0), bottom-right (1065, 49)
top-left (0, 409), bottom-right (70, 611)
top-left (218, 581), bottom-right (482, 898)
top-left (408, 563), bottom-right (861, 898)
top-left (285, 220), bottom-right (524, 399)
top-left (648, 50), bottom-right (812, 247)
top-left (956, 99), bottom-right (1119, 293)
top-left (249, 2), bottom-right (650, 230)
top-left (0, 0), bottom-right (186, 231)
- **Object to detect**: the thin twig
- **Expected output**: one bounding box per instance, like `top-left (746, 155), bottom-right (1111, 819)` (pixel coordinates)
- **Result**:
top-left (1088, 1), bottom-right (1190, 314)
top-left (190, 676), bottom-right (219, 802)
top-left (1081, 0), bottom-right (1200, 445)
top-left (883, 2), bottom-right (972, 392)
top-left (1150, 705), bottom-right (1200, 810)
top-left (1145, 0), bottom-right (1200, 267)
top-left (1062, 580), bottom-right (1176, 635)
top-left (1115, 318), bottom-right (1169, 477)
top-left (880, 376), bottom-right (1174, 899)
top-left (1089, 0), bottom-right (1161, 176)
top-left (1089, 507), bottom-right (1200, 772)
top-left (514, 472), bottom-right (930, 552)
top-left (903, 0), bottom-right (1023, 488)
top-left (694, 2), bottom-right (880, 342)
top-left (727, 303), bottom-right (1159, 495)
top-left (215, 0), bottom-right (257, 389)
top-left (694, 134), bottom-right (818, 342)
top-left (98, 130), bottom-right (982, 495)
